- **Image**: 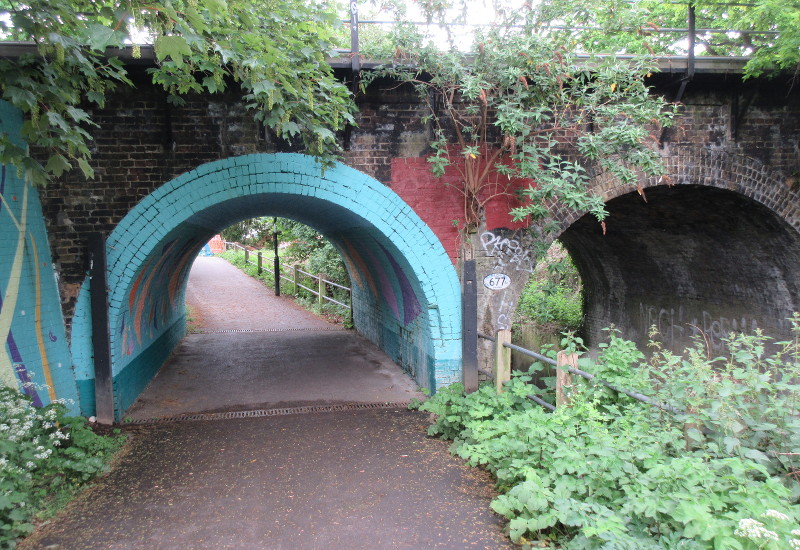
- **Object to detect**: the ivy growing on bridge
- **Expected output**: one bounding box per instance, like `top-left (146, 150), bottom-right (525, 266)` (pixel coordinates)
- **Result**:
top-left (361, 0), bottom-right (679, 243)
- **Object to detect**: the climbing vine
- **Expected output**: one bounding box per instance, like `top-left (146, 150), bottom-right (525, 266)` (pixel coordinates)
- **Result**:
top-left (362, 0), bottom-right (677, 238)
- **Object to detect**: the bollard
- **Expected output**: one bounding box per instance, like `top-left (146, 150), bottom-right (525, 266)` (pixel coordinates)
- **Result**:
top-left (494, 329), bottom-right (512, 393)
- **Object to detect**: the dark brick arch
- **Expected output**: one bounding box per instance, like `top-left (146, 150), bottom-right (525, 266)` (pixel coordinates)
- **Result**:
top-left (557, 147), bottom-right (800, 352)
top-left (555, 147), bottom-right (800, 231)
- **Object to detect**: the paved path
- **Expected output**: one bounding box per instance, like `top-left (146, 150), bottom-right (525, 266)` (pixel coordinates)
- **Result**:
top-left (21, 410), bottom-right (512, 549)
top-left (125, 257), bottom-right (424, 420)
top-left (21, 255), bottom-right (513, 549)
top-left (184, 256), bottom-right (334, 331)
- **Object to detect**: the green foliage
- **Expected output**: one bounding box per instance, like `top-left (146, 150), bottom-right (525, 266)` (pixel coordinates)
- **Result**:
top-left (517, 245), bottom-right (583, 331)
top-left (219, 241), bottom-right (352, 322)
top-left (627, 0), bottom-right (800, 78)
top-left (0, 0), bottom-right (356, 185)
top-left (0, 387), bottom-right (125, 547)
top-left (361, 0), bottom-right (677, 233)
top-left (417, 320), bottom-right (800, 548)
top-left (220, 217), bottom-right (275, 246)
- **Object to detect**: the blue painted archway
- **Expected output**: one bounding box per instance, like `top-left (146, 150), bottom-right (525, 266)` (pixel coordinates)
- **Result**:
top-left (71, 154), bottom-right (462, 418)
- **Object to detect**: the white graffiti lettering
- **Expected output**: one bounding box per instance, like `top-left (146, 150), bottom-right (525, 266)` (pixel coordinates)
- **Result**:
top-left (480, 231), bottom-right (535, 273)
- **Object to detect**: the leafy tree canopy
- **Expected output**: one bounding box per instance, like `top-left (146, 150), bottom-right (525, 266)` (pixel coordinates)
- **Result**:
top-left (0, 0), bottom-right (357, 185)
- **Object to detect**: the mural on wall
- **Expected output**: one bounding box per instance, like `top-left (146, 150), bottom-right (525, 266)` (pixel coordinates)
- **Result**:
top-left (117, 236), bottom-right (199, 361)
top-left (340, 235), bottom-right (422, 327)
top-left (0, 151), bottom-right (78, 410)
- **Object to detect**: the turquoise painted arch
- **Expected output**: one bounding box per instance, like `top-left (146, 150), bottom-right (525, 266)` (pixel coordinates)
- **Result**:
top-left (73, 153), bottom-right (462, 417)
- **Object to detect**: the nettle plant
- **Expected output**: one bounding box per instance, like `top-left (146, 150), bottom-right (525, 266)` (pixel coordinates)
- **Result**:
top-left (415, 317), bottom-right (800, 548)
top-left (362, 0), bottom-right (676, 238)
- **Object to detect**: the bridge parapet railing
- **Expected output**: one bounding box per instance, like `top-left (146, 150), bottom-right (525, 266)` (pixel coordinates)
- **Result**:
top-left (478, 330), bottom-right (680, 414)
top-left (221, 241), bottom-right (352, 312)
top-left (337, 1), bottom-right (778, 76)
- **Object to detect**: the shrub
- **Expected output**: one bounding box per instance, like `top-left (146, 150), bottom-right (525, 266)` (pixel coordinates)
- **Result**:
top-left (415, 320), bottom-right (800, 548)
top-left (0, 387), bottom-right (125, 547)
top-left (516, 243), bottom-right (583, 332)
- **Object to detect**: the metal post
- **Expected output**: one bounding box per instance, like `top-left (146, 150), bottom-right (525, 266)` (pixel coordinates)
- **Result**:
top-left (350, 1), bottom-right (360, 72)
top-left (88, 233), bottom-right (114, 424)
top-left (687, 2), bottom-right (696, 79)
top-left (257, 251), bottom-right (263, 275)
top-left (461, 260), bottom-right (478, 393)
top-left (494, 329), bottom-right (512, 393)
top-left (273, 220), bottom-right (280, 296)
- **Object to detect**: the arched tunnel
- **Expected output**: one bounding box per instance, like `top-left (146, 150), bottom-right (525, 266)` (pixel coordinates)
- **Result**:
top-left (70, 153), bottom-right (462, 419)
top-left (559, 184), bottom-right (800, 354)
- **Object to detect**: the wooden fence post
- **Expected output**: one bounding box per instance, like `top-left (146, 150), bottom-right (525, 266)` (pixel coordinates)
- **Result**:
top-left (318, 274), bottom-right (326, 307)
top-left (244, 248), bottom-right (249, 264)
top-left (293, 265), bottom-right (300, 294)
top-left (494, 329), bottom-right (512, 393)
top-left (556, 351), bottom-right (577, 407)
top-left (257, 251), bottom-right (263, 274)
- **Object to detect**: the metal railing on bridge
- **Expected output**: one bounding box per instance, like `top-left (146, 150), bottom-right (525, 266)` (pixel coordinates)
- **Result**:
top-left (338, 1), bottom-right (777, 80)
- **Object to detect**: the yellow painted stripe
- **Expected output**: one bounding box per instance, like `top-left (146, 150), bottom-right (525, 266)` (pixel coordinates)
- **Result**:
top-left (30, 234), bottom-right (56, 402)
top-left (0, 184), bottom-right (28, 389)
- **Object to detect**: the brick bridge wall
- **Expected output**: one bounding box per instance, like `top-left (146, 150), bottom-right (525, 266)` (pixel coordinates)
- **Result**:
top-left (33, 65), bottom-right (800, 405)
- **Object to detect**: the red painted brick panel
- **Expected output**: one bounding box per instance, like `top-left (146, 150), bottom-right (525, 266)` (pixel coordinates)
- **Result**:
top-left (390, 156), bottom-right (531, 263)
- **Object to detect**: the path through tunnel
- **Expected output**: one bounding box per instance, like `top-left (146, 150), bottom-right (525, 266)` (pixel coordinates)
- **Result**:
top-left (559, 184), bottom-right (800, 355)
top-left (71, 154), bottom-right (462, 419)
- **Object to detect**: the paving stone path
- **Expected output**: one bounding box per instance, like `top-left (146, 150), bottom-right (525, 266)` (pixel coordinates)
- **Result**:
top-left (20, 256), bottom-right (512, 549)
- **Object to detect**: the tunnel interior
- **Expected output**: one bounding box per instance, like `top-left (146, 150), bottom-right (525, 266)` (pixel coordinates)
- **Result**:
top-left (70, 154), bottom-right (462, 418)
top-left (559, 184), bottom-right (800, 354)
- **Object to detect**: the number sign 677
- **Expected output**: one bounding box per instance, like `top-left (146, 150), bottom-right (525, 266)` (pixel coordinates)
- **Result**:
top-left (483, 273), bottom-right (511, 290)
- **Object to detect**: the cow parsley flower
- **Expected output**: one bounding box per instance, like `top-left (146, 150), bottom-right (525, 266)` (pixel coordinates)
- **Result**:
top-left (762, 510), bottom-right (790, 521)
top-left (735, 518), bottom-right (780, 542)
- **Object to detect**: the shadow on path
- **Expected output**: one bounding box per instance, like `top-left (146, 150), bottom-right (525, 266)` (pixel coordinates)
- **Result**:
top-left (21, 410), bottom-right (513, 550)
top-left (126, 257), bottom-right (424, 420)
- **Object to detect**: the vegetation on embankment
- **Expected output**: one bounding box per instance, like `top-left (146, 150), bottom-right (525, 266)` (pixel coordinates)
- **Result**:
top-left (0, 388), bottom-right (125, 548)
top-left (512, 242), bottom-right (583, 366)
top-left (415, 321), bottom-right (800, 548)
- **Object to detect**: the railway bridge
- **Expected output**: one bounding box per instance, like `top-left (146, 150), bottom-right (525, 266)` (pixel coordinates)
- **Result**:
top-left (1, 52), bottom-right (798, 419)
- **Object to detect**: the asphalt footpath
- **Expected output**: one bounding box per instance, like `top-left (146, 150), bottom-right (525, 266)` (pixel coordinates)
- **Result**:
top-left (21, 409), bottom-right (514, 549)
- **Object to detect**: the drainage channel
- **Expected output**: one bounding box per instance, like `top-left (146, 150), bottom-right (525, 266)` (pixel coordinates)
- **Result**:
top-left (196, 327), bottom-right (347, 334)
top-left (129, 401), bottom-right (413, 424)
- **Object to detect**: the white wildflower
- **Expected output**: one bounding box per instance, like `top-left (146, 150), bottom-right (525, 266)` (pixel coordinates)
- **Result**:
top-left (735, 518), bottom-right (780, 542)
top-left (791, 539), bottom-right (800, 550)
top-left (762, 510), bottom-right (790, 521)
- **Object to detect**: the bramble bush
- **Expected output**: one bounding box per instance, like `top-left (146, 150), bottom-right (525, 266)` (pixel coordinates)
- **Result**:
top-left (415, 317), bottom-right (800, 548)
top-left (0, 387), bottom-right (125, 548)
